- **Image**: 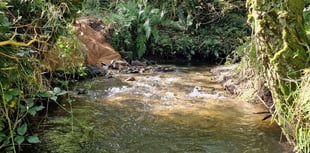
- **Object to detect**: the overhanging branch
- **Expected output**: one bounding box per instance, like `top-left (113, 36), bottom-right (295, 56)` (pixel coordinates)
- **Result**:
top-left (0, 39), bottom-right (37, 47)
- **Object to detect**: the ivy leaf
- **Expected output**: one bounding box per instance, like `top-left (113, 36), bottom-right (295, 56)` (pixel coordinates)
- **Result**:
top-left (19, 104), bottom-right (27, 113)
top-left (28, 107), bottom-right (37, 116)
top-left (26, 98), bottom-right (34, 107)
top-left (54, 89), bottom-right (67, 96)
top-left (4, 93), bottom-right (13, 102)
top-left (50, 96), bottom-right (57, 102)
top-left (35, 105), bottom-right (45, 111)
top-left (14, 135), bottom-right (25, 145)
top-left (37, 91), bottom-right (51, 98)
top-left (27, 136), bottom-right (40, 143)
top-left (53, 87), bottom-right (61, 95)
top-left (17, 123), bottom-right (27, 136)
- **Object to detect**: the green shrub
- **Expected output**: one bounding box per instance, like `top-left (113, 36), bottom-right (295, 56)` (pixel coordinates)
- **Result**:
top-left (0, 1), bottom-right (82, 152)
top-left (107, 0), bottom-right (164, 58)
top-left (105, 0), bottom-right (249, 61)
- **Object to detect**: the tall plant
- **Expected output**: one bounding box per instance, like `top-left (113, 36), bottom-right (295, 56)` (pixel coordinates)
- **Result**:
top-left (111, 0), bottom-right (164, 58)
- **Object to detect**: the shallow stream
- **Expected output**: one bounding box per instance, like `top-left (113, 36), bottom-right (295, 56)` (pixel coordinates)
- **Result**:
top-left (31, 65), bottom-right (288, 153)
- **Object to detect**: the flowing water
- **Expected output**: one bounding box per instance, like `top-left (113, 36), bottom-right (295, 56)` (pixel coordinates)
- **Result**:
top-left (31, 65), bottom-right (288, 153)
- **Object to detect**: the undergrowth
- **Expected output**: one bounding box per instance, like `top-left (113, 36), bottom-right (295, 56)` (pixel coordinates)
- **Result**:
top-left (232, 4), bottom-right (310, 152)
top-left (81, 0), bottom-right (250, 62)
top-left (0, 1), bottom-right (83, 152)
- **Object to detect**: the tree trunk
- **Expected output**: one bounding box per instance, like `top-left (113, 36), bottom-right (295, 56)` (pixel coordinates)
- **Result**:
top-left (247, 0), bottom-right (310, 144)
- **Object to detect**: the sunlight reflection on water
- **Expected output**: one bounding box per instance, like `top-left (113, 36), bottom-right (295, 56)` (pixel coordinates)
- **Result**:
top-left (31, 65), bottom-right (289, 153)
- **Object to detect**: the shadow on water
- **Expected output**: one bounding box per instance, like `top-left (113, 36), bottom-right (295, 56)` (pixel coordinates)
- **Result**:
top-left (28, 65), bottom-right (289, 153)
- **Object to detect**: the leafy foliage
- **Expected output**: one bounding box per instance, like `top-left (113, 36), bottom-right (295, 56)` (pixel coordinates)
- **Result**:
top-left (108, 0), bottom-right (163, 58)
top-left (240, 1), bottom-right (310, 153)
top-left (104, 0), bottom-right (249, 61)
top-left (152, 9), bottom-right (249, 61)
top-left (0, 0), bottom-right (82, 152)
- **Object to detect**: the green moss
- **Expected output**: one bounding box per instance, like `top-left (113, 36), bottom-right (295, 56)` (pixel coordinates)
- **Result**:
top-left (246, 0), bottom-right (310, 152)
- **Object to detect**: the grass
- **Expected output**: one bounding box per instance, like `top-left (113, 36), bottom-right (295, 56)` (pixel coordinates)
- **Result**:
top-left (292, 69), bottom-right (310, 152)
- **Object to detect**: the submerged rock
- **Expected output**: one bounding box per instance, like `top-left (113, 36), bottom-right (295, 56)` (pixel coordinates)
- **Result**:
top-left (125, 76), bottom-right (136, 81)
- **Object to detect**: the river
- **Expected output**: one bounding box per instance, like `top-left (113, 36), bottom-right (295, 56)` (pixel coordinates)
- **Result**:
top-left (29, 65), bottom-right (288, 153)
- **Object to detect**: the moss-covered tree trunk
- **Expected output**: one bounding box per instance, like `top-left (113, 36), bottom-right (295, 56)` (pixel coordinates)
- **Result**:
top-left (247, 0), bottom-right (310, 145)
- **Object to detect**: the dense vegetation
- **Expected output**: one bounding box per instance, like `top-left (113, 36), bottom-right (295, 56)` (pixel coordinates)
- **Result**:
top-left (0, 0), bottom-right (309, 152)
top-left (83, 0), bottom-right (249, 62)
top-left (0, 0), bottom-right (83, 152)
top-left (238, 0), bottom-right (310, 152)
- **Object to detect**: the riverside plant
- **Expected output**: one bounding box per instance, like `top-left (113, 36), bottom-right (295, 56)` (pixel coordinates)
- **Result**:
top-left (109, 0), bottom-right (164, 58)
top-left (236, 40), bottom-right (310, 153)
top-left (278, 69), bottom-right (310, 152)
top-left (0, 42), bottom-right (74, 152)
top-left (0, 1), bottom-right (83, 152)
top-left (105, 0), bottom-right (249, 61)
top-left (236, 1), bottom-right (310, 152)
